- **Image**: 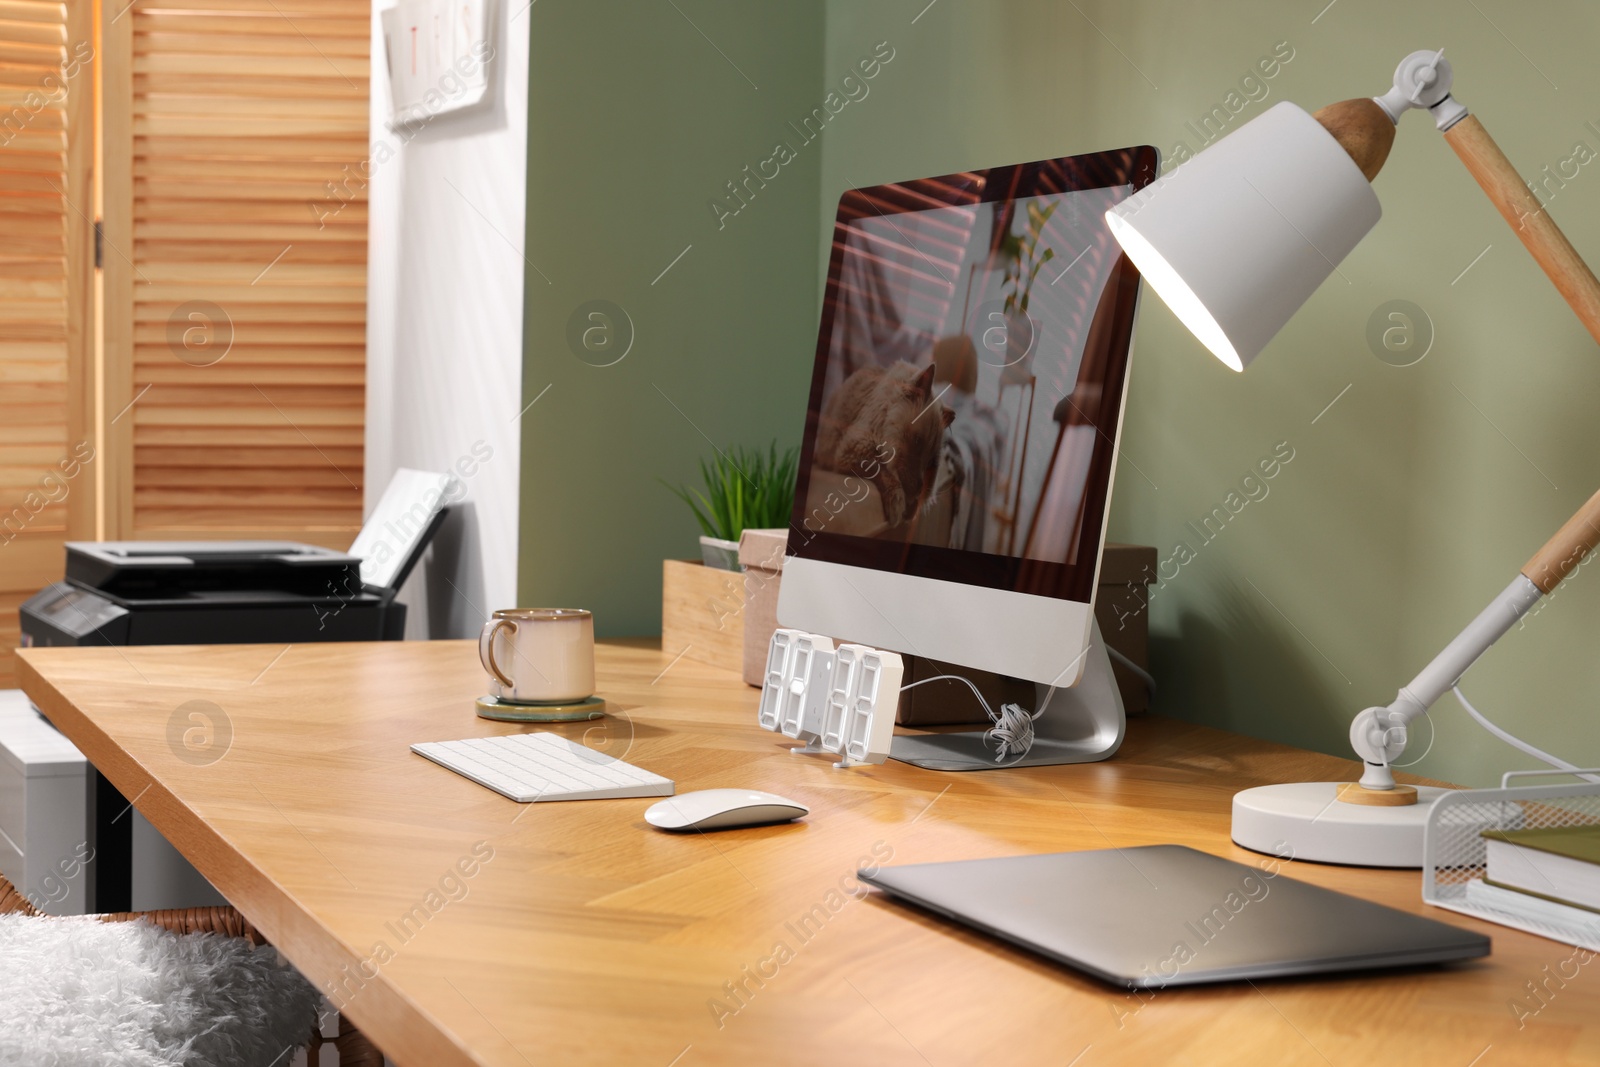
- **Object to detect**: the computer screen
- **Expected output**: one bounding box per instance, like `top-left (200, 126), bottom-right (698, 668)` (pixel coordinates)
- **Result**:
top-left (790, 148), bottom-right (1156, 606)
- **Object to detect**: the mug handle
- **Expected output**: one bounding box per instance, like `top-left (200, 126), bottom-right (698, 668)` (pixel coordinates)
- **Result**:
top-left (479, 619), bottom-right (517, 688)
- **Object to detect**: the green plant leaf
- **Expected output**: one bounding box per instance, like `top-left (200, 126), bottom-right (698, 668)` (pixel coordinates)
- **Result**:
top-left (664, 441), bottom-right (800, 545)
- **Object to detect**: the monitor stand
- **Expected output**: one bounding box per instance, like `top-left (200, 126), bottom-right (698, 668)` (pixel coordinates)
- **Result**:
top-left (888, 619), bottom-right (1126, 771)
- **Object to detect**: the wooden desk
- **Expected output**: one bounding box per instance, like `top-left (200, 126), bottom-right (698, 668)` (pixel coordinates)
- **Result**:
top-left (18, 640), bottom-right (1599, 1066)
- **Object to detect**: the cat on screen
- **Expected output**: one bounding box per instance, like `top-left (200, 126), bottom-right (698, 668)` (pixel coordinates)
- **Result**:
top-left (816, 361), bottom-right (954, 529)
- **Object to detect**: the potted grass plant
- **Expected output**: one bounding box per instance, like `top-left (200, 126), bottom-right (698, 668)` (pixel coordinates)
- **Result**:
top-left (665, 444), bottom-right (798, 571)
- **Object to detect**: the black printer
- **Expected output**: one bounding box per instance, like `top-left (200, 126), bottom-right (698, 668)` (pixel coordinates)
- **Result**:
top-left (20, 539), bottom-right (421, 647)
top-left (22, 467), bottom-right (452, 650)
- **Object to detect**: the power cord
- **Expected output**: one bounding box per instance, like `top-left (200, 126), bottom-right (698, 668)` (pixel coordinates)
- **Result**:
top-left (898, 674), bottom-right (1054, 764)
top-left (1452, 684), bottom-right (1600, 784)
top-left (1105, 645), bottom-right (1156, 695)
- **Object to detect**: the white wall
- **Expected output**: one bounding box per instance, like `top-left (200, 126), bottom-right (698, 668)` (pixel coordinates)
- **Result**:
top-left (367, 1), bottom-right (528, 637)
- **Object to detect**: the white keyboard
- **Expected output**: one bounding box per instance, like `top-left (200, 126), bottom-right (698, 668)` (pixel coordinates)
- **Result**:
top-left (412, 732), bottom-right (674, 803)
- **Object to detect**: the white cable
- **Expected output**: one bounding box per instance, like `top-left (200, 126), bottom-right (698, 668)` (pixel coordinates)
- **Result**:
top-left (898, 675), bottom-right (1051, 763)
top-left (898, 674), bottom-right (998, 718)
top-left (1452, 685), bottom-right (1600, 785)
top-left (1104, 645), bottom-right (1156, 695)
top-left (987, 697), bottom-right (1049, 762)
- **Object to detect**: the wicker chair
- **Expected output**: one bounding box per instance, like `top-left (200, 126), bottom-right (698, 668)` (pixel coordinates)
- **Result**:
top-left (0, 874), bottom-right (382, 1066)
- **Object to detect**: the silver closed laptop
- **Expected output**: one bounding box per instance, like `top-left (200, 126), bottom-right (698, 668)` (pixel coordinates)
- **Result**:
top-left (859, 845), bottom-right (1488, 987)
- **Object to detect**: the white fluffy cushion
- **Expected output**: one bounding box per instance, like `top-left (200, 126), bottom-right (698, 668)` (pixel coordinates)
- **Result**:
top-left (0, 913), bottom-right (319, 1067)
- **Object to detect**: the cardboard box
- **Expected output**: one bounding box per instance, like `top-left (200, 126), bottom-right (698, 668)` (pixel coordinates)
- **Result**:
top-left (661, 559), bottom-right (745, 675)
top-left (1095, 543), bottom-right (1157, 716)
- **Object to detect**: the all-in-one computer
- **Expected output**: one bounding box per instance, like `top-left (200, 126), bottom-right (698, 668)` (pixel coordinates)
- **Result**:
top-left (778, 147), bottom-right (1157, 770)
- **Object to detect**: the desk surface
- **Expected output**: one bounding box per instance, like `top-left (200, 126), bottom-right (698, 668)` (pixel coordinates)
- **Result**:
top-left (18, 639), bottom-right (1599, 1066)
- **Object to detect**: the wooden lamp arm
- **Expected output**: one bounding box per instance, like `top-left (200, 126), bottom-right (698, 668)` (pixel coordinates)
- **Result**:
top-left (1522, 486), bottom-right (1600, 594)
top-left (1441, 115), bottom-right (1600, 592)
top-left (1443, 115), bottom-right (1600, 350)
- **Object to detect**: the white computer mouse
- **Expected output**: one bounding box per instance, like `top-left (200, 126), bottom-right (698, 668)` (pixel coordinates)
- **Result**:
top-left (644, 789), bottom-right (808, 832)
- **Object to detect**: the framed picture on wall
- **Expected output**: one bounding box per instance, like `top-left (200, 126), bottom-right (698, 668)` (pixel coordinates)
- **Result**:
top-left (380, 0), bottom-right (495, 129)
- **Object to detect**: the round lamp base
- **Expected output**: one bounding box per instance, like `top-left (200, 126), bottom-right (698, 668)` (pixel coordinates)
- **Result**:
top-left (1232, 782), bottom-right (1454, 868)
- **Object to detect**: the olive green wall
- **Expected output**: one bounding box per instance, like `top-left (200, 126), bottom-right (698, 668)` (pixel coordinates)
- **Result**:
top-left (518, 1), bottom-right (824, 635)
top-left (818, 0), bottom-right (1600, 786)
top-left (521, 0), bottom-right (1600, 787)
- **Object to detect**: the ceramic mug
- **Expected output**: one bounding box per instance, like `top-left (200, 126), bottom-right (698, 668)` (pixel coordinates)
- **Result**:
top-left (478, 608), bottom-right (595, 704)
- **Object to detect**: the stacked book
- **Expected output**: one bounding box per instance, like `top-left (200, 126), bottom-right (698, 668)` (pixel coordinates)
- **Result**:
top-left (1464, 825), bottom-right (1600, 941)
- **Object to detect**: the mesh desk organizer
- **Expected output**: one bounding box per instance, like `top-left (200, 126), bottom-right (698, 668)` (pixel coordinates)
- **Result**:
top-left (1423, 770), bottom-right (1600, 951)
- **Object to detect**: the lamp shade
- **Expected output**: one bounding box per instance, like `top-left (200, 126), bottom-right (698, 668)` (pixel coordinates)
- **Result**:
top-left (1106, 101), bottom-right (1382, 370)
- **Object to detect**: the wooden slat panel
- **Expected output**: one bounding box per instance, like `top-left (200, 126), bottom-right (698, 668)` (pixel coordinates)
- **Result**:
top-left (0, 0), bottom-right (89, 689)
top-left (134, 261), bottom-right (365, 285)
top-left (135, 506), bottom-right (362, 526)
top-left (133, 302), bottom-right (365, 324)
top-left (138, 32), bottom-right (369, 58)
top-left (136, 240), bottom-right (367, 263)
top-left (0, 38), bottom-right (60, 65)
top-left (136, 15), bottom-right (369, 38)
top-left (0, 128), bottom-right (65, 152)
top-left (135, 362), bottom-right (363, 385)
top-left (134, 406), bottom-right (363, 428)
top-left (132, 323), bottom-right (366, 344)
top-left (133, 53), bottom-right (367, 79)
top-left (1, 341), bottom-right (67, 365)
top-left (137, 155), bottom-right (368, 180)
top-left (135, 381), bottom-right (364, 407)
top-left (138, 445), bottom-right (363, 468)
top-left (137, 134), bottom-right (369, 158)
top-left (136, 0), bottom-right (369, 14)
top-left (0, 501), bottom-right (67, 526)
top-left (137, 465), bottom-right (358, 489)
top-left (102, 1), bottom-right (368, 544)
top-left (137, 73), bottom-right (367, 100)
top-left (0, 422), bottom-right (69, 444)
top-left (0, 3), bottom-right (71, 26)
top-left (133, 113), bottom-right (368, 138)
top-left (0, 533), bottom-right (70, 590)
top-left (0, 207), bottom-right (66, 231)
top-left (0, 591), bottom-right (24, 689)
top-left (0, 19), bottom-right (65, 48)
top-left (133, 343), bottom-right (365, 363)
top-left (134, 197), bottom-right (367, 222)
top-left (0, 442), bottom-right (73, 465)
top-left (0, 169), bottom-right (67, 192)
top-left (132, 425), bottom-right (364, 446)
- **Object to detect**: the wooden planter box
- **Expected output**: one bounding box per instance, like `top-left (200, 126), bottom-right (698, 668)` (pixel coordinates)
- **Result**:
top-left (661, 529), bottom-right (789, 683)
top-left (738, 529), bottom-right (787, 686)
top-left (661, 559), bottom-right (746, 675)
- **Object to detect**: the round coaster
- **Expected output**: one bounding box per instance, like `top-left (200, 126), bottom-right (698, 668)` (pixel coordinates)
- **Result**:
top-left (476, 695), bottom-right (607, 722)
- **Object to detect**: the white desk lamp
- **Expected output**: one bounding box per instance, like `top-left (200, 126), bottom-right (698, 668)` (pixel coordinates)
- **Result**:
top-left (1106, 51), bottom-right (1600, 866)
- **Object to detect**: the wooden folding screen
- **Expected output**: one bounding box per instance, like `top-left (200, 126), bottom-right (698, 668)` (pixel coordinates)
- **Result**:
top-left (101, 0), bottom-right (369, 549)
top-left (0, 0), bottom-right (94, 687)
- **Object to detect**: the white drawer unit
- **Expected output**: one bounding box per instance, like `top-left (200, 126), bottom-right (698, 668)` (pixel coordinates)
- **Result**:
top-left (0, 690), bottom-right (90, 915)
